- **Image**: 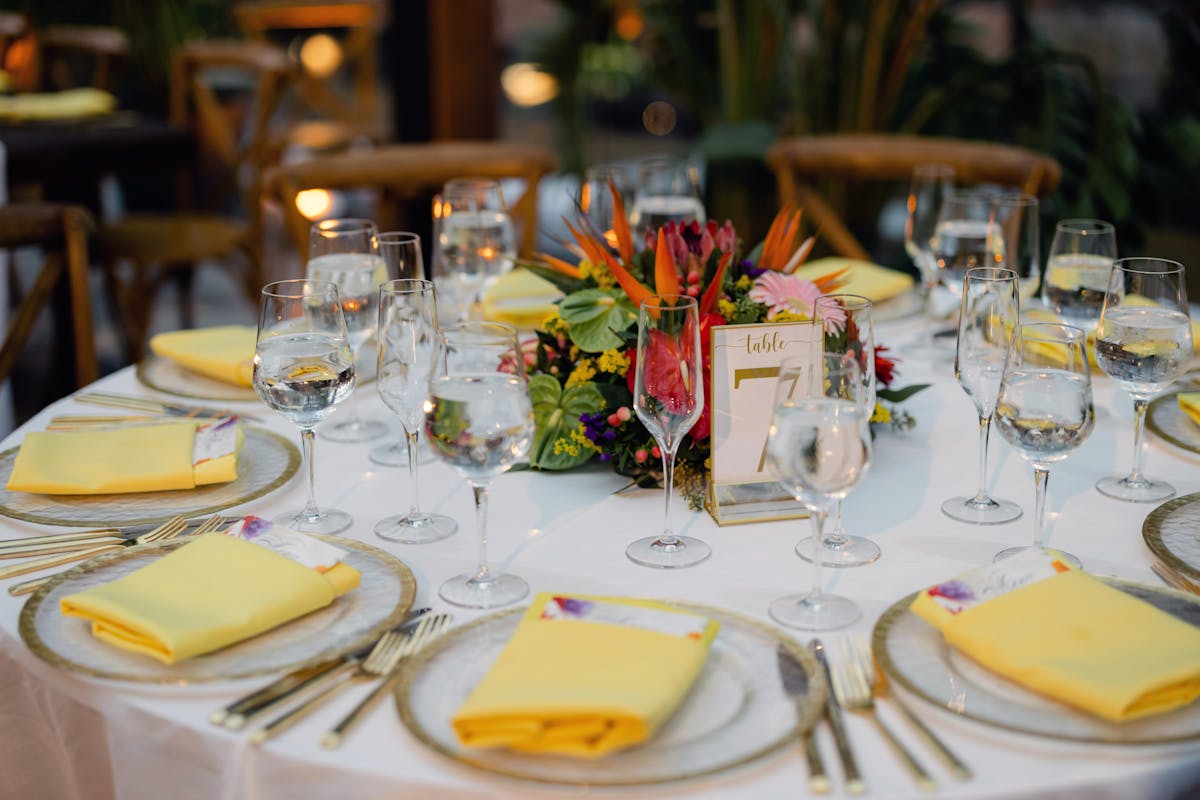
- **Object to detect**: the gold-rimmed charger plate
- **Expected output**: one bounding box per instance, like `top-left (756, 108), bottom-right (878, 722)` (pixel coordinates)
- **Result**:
top-left (394, 602), bottom-right (824, 787)
top-left (1144, 492), bottom-right (1200, 581)
top-left (1146, 393), bottom-right (1200, 456)
top-left (874, 577), bottom-right (1200, 744)
top-left (0, 426), bottom-right (299, 527)
top-left (19, 534), bottom-right (415, 683)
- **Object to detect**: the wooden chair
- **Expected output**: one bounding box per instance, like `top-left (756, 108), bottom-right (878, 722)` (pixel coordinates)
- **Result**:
top-left (766, 134), bottom-right (1062, 261)
top-left (94, 39), bottom-right (290, 361)
top-left (263, 140), bottom-right (559, 263)
top-left (38, 25), bottom-right (130, 92)
top-left (0, 203), bottom-right (96, 388)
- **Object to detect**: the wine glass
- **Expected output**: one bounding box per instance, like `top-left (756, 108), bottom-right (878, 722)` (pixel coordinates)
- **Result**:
top-left (628, 158), bottom-right (704, 243)
top-left (426, 322), bottom-right (533, 607)
top-left (579, 163), bottom-right (630, 248)
top-left (307, 217), bottom-right (390, 443)
top-left (905, 163), bottom-right (956, 356)
top-left (1093, 258), bottom-right (1193, 502)
top-left (253, 279), bottom-right (356, 534)
top-left (625, 295), bottom-right (710, 568)
top-left (994, 323), bottom-right (1095, 567)
top-left (1041, 219), bottom-right (1118, 325)
top-left (433, 178), bottom-right (517, 323)
top-left (374, 279), bottom-right (458, 544)
top-left (930, 187), bottom-right (998, 303)
top-left (369, 232), bottom-right (434, 468)
top-left (990, 192), bottom-right (1041, 306)
top-left (806, 294), bottom-right (881, 566)
top-left (765, 354), bottom-right (872, 630)
top-left (942, 267), bottom-right (1024, 524)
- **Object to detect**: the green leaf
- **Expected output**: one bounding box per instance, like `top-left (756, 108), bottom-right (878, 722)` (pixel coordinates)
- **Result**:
top-left (877, 383), bottom-right (931, 403)
top-left (559, 288), bottom-right (637, 353)
top-left (528, 374), bottom-right (605, 470)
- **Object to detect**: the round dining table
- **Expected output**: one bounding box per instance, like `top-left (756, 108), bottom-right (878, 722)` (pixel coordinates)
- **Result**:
top-left (1, 312), bottom-right (1198, 800)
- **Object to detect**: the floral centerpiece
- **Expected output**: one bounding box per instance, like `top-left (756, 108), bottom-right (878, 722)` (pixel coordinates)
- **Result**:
top-left (515, 186), bottom-right (927, 508)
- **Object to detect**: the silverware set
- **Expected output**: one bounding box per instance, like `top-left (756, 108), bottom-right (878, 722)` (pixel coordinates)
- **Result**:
top-left (77, 391), bottom-right (262, 423)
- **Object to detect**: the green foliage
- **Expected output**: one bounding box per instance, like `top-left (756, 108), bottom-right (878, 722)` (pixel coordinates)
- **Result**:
top-left (528, 375), bottom-right (606, 470)
top-left (558, 288), bottom-right (637, 352)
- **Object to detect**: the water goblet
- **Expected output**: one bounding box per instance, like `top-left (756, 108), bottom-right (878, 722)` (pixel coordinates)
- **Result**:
top-left (1041, 219), bottom-right (1118, 325)
top-left (433, 178), bottom-right (517, 323)
top-left (307, 217), bottom-right (390, 443)
top-left (990, 192), bottom-right (1041, 306)
top-left (930, 187), bottom-right (999, 302)
top-left (625, 295), bottom-right (711, 569)
top-left (942, 267), bottom-right (1024, 524)
top-left (426, 322), bottom-right (533, 607)
top-left (253, 279), bottom-right (356, 534)
top-left (374, 279), bottom-right (458, 544)
top-left (1093, 258), bottom-right (1193, 502)
top-left (579, 163), bottom-right (630, 249)
top-left (765, 354), bottom-right (872, 630)
top-left (994, 323), bottom-right (1095, 567)
top-left (628, 157), bottom-right (704, 243)
top-left (806, 294), bottom-right (881, 566)
top-left (904, 163), bottom-right (956, 356)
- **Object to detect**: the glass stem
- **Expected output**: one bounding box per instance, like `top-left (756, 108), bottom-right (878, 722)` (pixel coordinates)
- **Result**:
top-left (826, 499), bottom-right (846, 546)
top-left (1128, 398), bottom-right (1149, 483)
top-left (972, 413), bottom-right (993, 504)
top-left (300, 428), bottom-right (320, 521)
top-left (405, 428), bottom-right (422, 516)
top-left (1032, 467), bottom-right (1049, 550)
top-left (471, 484), bottom-right (492, 584)
top-left (657, 443), bottom-right (678, 547)
top-left (808, 506), bottom-right (829, 600)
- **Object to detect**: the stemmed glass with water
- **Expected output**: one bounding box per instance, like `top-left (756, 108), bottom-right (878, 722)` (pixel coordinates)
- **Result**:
top-left (425, 322), bottom-right (533, 607)
top-left (625, 295), bottom-right (711, 568)
top-left (1093, 258), bottom-right (1193, 502)
top-left (433, 178), bottom-right (517, 323)
top-left (765, 354), bottom-right (872, 630)
top-left (942, 267), bottom-right (1024, 524)
top-left (1041, 219), bottom-right (1118, 325)
top-left (253, 279), bottom-right (356, 534)
top-left (628, 158), bottom-right (704, 242)
top-left (905, 163), bottom-right (956, 355)
top-left (579, 164), bottom-right (629, 247)
top-left (994, 323), bottom-right (1095, 567)
top-left (374, 278), bottom-right (458, 544)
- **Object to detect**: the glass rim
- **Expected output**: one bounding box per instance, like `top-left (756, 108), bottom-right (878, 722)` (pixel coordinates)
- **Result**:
top-left (963, 266), bottom-right (1018, 282)
top-left (1055, 218), bottom-right (1115, 234)
top-left (1111, 257), bottom-right (1185, 275)
top-left (639, 294), bottom-right (698, 310)
top-left (379, 278), bottom-right (434, 294)
top-left (378, 231), bottom-right (421, 244)
top-left (1015, 320), bottom-right (1088, 344)
top-left (818, 293), bottom-right (872, 311)
top-left (261, 278), bottom-right (338, 299)
top-left (311, 217), bottom-right (377, 234)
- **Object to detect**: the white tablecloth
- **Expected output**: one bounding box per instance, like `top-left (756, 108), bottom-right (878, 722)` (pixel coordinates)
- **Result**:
top-left (2, 315), bottom-right (1199, 800)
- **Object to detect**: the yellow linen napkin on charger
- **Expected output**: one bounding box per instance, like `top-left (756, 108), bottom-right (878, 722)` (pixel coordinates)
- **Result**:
top-left (912, 550), bottom-right (1200, 722)
top-left (61, 528), bottom-right (360, 664)
top-left (794, 257), bottom-right (915, 303)
top-left (482, 268), bottom-right (563, 330)
top-left (6, 419), bottom-right (242, 495)
top-left (1178, 393), bottom-right (1200, 428)
top-left (0, 87), bottom-right (117, 122)
top-left (452, 593), bottom-right (720, 757)
top-left (149, 325), bottom-right (256, 387)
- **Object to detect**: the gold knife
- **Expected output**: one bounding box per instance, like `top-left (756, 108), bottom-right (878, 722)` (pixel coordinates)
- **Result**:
top-left (811, 639), bottom-right (865, 795)
top-left (777, 644), bottom-right (830, 794)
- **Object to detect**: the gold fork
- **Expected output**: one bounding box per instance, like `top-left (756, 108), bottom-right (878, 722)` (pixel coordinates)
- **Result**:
top-left (249, 628), bottom-right (410, 744)
top-left (7, 514), bottom-right (225, 597)
top-left (832, 638), bottom-right (936, 792)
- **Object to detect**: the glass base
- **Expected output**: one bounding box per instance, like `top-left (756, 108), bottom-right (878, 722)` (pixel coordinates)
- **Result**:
top-left (274, 507), bottom-right (352, 535)
top-left (941, 495), bottom-right (1023, 524)
top-left (374, 512), bottom-right (458, 544)
top-left (438, 571), bottom-right (528, 609)
top-left (1095, 474), bottom-right (1176, 503)
top-left (769, 592), bottom-right (861, 631)
top-left (795, 535), bottom-right (881, 568)
top-left (320, 416), bottom-right (390, 443)
top-left (994, 544), bottom-right (1082, 570)
top-left (626, 535), bottom-right (711, 569)
top-left (367, 439), bottom-right (436, 467)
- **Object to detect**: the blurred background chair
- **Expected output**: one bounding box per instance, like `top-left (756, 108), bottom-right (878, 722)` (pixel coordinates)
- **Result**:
top-left (766, 134), bottom-right (1063, 262)
top-left (38, 24), bottom-right (130, 92)
top-left (94, 39), bottom-right (290, 361)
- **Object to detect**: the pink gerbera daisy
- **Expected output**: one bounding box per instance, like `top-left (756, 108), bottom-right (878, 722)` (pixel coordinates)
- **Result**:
top-left (749, 272), bottom-right (845, 333)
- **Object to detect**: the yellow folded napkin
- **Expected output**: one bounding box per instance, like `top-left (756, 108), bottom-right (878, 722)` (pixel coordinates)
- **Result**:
top-left (1179, 393), bottom-right (1200, 428)
top-left (6, 419), bottom-right (242, 495)
top-left (1023, 308), bottom-right (1200, 370)
top-left (452, 593), bottom-right (720, 757)
top-left (794, 257), bottom-right (915, 303)
top-left (149, 325), bottom-right (256, 387)
top-left (482, 268), bottom-right (563, 330)
top-left (912, 551), bottom-right (1200, 722)
top-left (61, 527), bottom-right (360, 664)
top-left (0, 87), bottom-right (117, 121)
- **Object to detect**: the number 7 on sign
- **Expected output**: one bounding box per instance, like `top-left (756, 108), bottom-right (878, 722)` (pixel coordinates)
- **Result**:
top-left (733, 366), bottom-right (799, 473)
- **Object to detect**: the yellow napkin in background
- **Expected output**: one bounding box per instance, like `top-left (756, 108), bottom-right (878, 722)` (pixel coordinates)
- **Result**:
top-left (0, 87), bottom-right (116, 121)
top-left (5, 420), bottom-right (241, 495)
top-left (1178, 393), bottom-right (1200, 428)
top-left (912, 553), bottom-right (1200, 722)
top-left (60, 532), bottom-right (360, 664)
top-left (482, 268), bottom-right (563, 330)
top-left (149, 325), bottom-right (256, 387)
top-left (1023, 309), bottom-right (1200, 369)
top-left (794, 257), bottom-right (915, 303)
top-left (452, 593), bottom-right (720, 757)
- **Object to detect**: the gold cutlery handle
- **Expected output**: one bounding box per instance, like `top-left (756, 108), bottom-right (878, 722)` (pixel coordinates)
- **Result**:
top-left (9, 575), bottom-right (52, 597)
top-left (220, 660), bottom-right (351, 729)
top-left (866, 712), bottom-right (936, 791)
top-left (802, 729), bottom-right (830, 794)
top-left (0, 544), bottom-right (122, 580)
top-left (320, 668), bottom-right (404, 749)
top-left (0, 537), bottom-right (123, 560)
top-left (249, 664), bottom-right (361, 744)
top-left (0, 528), bottom-right (120, 550)
top-left (811, 640), bottom-right (865, 795)
top-left (891, 699), bottom-right (972, 780)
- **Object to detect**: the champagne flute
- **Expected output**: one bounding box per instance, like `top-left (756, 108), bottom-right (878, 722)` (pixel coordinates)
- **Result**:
top-left (990, 192), bottom-right (1041, 306)
top-left (765, 354), bottom-right (872, 630)
top-left (625, 295), bottom-right (710, 568)
top-left (307, 218), bottom-right (390, 443)
top-left (1093, 258), bottom-right (1193, 502)
top-left (374, 279), bottom-right (458, 544)
top-left (942, 267), bottom-right (1024, 524)
top-left (628, 157), bottom-right (704, 243)
top-left (905, 163), bottom-right (956, 356)
top-left (806, 294), bottom-right (881, 565)
top-left (253, 279), bottom-right (356, 534)
top-left (369, 232), bottom-right (434, 468)
top-left (426, 322), bottom-right (533, 607)
top-left (994, 323), bottom-right (1095, 567)
top-left (1041, 219), bottom-right (1118, 325)
top-left (433, 178), bottom-right (517, 323)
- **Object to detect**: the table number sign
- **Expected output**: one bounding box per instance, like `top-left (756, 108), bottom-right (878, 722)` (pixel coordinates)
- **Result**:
top-left (705, 319), bottom-right (822, 525)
